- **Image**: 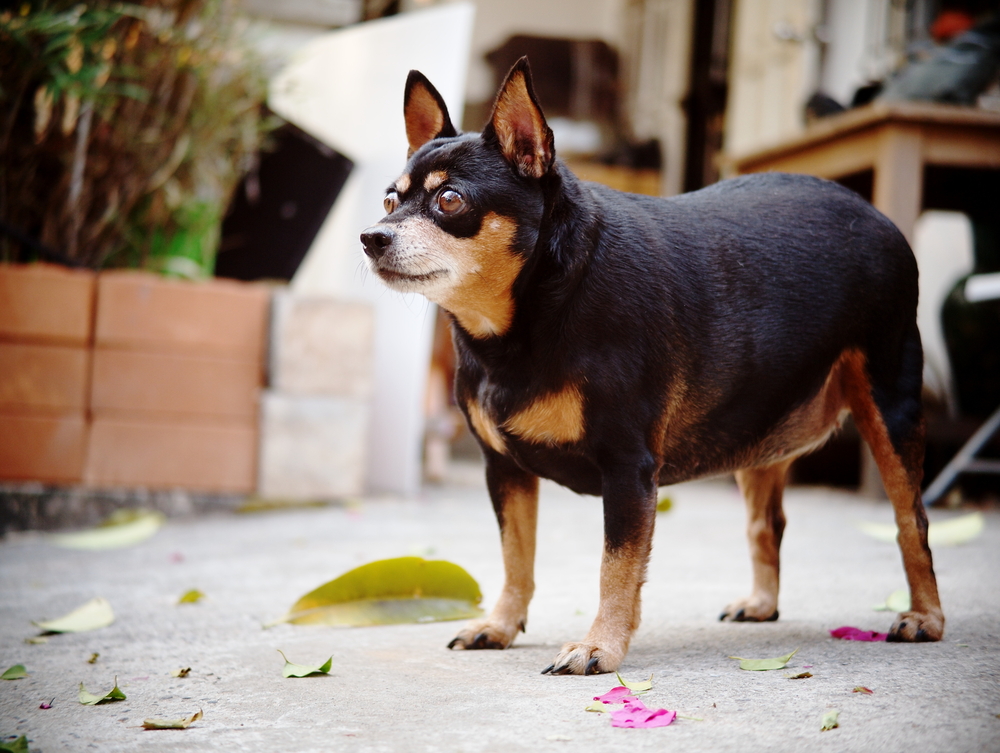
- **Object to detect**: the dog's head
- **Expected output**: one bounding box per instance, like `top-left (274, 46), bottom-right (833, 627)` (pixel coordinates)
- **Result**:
top-left (361, 58), bottom-right (554, 339)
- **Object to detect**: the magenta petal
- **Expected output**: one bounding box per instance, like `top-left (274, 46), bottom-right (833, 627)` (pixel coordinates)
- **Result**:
top-left (609, 699), bottom-right (677, 728)
top-left (594, 686), bottom-right (637, 703)
top-left (830, 626), bottom-right (888, 641)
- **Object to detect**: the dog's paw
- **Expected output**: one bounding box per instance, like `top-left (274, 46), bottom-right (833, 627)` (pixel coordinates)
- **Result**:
top-left (541, 642), bottom-right (624, 676)
top-left (886, 611), bottom-right (944, 642)
top-left (447, 618), bottom-right (522, 651)
top-left (719, 595), bottom-right (779, 622)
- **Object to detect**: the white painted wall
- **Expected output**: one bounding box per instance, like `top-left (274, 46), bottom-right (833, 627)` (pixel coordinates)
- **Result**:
top-left (268, 3), bottom-right (476, 496)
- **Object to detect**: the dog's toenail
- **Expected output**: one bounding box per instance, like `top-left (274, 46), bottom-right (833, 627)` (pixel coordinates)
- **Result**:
top-left (734, 608), bottom-right (746, 621)
top-left (541, 664), bottom-right (555, 675)
top-left (447, 637), bottom-right (461, 649)
top-left (585, 657), bottom-right (600, 675)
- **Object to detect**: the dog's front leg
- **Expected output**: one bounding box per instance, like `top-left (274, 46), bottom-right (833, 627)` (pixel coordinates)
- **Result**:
top-left (544, 458), bottom-right (657, 675)
top-left (449, 452), bottom-right (538, 650)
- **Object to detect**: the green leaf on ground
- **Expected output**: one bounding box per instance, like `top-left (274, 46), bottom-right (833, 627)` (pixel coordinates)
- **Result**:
top-left (873, 589), bottom-right (910, 612)
top-left (821, 709), bottom-right (840, 731)
top-left (24, 637), bottom-right (48, 645)
top-left (0, 735), bottom-right (29, 753)
top-left (615, 672), bottom-right (653, 693)
top-left (656, 494), bottom-right (673, 513)
top-left (277, 650), bottom-right (332, 678)
top-left (142, 709), bottom-right (203, 729)
top-left (87, 653), bottom-right (99, 664)
top-left (269, 557), bottom-right (483, 627)
top-left (33, 597), bottom-right (114, 634)
top-left (78, 677), bottom-right (126, 705)
top-left (170, 668), bottom-right (191, 678)
top-left (729, 648), bottom-right (799, 671)
top-left (786, 671), bottom-right (812, 679)
top-left (178, 590), bottom-right (205, 604)
top-left (2, 664), bottom-right (27, 680)
top-left (857, 512), bottom-right (984, 547)
top-left (49, 509), bottom-right (165, 550)
top-left (585, 700), bottom-right (608, 713)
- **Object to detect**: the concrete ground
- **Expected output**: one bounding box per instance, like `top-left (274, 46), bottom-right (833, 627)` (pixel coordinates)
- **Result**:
top-left (1, 465), bottom-right (999, 753)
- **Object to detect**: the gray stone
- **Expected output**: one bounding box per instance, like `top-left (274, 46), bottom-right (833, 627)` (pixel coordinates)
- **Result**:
top-left (258, 391), bottom-right (367, 498)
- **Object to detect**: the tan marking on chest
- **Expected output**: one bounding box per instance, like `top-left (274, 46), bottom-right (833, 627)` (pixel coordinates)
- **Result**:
top-left (423, 170), bottom-right (448, 192)
top-left (504, 384), bottom-right (585, 445)
top-left (467, 398), bottom-right (506, 454)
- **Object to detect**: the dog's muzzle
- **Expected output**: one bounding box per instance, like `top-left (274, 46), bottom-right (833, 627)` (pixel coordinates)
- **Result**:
top-left (361, 226), bottom-right (395, 260)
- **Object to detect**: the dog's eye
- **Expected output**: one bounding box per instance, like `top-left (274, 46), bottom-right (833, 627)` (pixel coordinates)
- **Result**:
top-left (436, 190), bottom-right (465, 215)
top-left (384, 192), bottom-right (399, 214)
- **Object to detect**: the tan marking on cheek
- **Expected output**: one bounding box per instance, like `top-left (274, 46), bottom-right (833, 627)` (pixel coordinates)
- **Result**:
top-left (504, 384), bottom-right (585, 445)
top-left (466, 399), bottom-right (506, 454)
top-left (395, 174), bottom-right (411, 194)
top-left (423, 170), bottom-right (448, 192)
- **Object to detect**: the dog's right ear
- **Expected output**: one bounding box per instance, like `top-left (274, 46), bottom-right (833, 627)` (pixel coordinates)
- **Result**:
top-left (404, 70), bottom-right (457, 157)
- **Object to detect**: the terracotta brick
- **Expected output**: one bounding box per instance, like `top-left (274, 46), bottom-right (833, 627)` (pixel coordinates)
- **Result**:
top-left (0, 263), bottom-right (95, 345)
top-left (85, 417), bottom-right (257, 492)
top-left (0, 343), bottom-right (89, 412)
top-left (0, 413), bottom-right (86, 482)
top-left (94, 271), bottom-right (270, 360)
top-left (90, 349), bottom-right (261, 420)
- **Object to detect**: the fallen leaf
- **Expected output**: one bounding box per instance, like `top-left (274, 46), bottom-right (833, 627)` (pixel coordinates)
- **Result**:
top-left (33, 597), bottom-right (114, 634)
top-left (270, 557), bottom-right (483, 627)
top-left (277, 649), bottom-right (332, 678)
top-left (0, 736), bottom-right (29, 753)
top-left (656, 494), bottom-right (673, 513)
top-left (821, 709), bottom-right (840, 731)
top-left (853, 686), bottom-right (874, 694)
top-left (178, 590), bottom-right (205, 605)
top-left (170, 668), bottom-right (191, 678)
top-left (786, 672), bottom-right (813, 679)
top-left (585, 701), bottom-right (609, 713)
top-left (596, 686), bottom-right (638, 703)
top-left (78, 677), bottom-right (126, 705)
top-left (24, 636), bottom-right (48, 645)
top-left (142, 709), bottom-right (203, 730)
top-left (615, 672), bottom-right (653, 692)
top-left (87, 653), bottom-right (99, 664)
top-left (49, 509), bottom-right (165, 550)
top-left (830, 626), bottom-right (887, 642)
top-left (609, 699), bottom-right (677, 729)
top-left (857, 512), bottom-right (984, 547)
top-left (729, 648), bottom-right (799, 671)
top-left (2, 664), bottom-right (27, 680)
top-left (873, 589), bottom-right (910, 612)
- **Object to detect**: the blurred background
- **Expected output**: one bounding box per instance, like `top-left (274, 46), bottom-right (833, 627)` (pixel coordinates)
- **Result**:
top-left (1, 0), bottom-right (999, 529)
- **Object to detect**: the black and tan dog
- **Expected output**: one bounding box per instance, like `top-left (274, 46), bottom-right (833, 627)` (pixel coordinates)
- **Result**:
top-left (361, 58), bottom-right (944, 675)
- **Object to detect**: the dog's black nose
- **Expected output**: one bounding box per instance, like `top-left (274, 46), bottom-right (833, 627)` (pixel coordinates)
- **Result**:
top-left (361, 226), bottom-right (395, 259)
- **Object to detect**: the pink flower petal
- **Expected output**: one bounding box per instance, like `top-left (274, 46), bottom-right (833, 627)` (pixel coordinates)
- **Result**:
top-left (830, 626), bottom-right (888, 642)
top-left (594, 686), bottom-right (637, 704)
top-left (609, 699), bottom-right (677, 728)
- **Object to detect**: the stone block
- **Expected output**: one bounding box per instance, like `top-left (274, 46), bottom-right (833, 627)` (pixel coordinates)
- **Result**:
top-left (0, 343), bottom-right (89, 412)
top-left (258, 392), bottom-right (367, 499)
top-left (0, 413), bottom-right (86, 483)
top-left (0, 262), bottom-right (95, 345)
top-left (270, 291), bottom-right (374, 398)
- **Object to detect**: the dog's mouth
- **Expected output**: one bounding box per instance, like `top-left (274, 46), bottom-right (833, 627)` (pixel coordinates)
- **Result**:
top-left (374, 266), bottom-right (449, 286)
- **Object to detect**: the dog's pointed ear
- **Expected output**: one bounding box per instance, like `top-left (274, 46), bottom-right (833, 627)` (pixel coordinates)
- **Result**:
top-left (404, 70), bottom-right (457, 157)
top-left (483, 57), bottom-right (554, 179)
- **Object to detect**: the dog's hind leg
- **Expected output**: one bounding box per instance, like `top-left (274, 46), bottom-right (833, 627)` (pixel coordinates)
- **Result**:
top-left (843, 343), bottom-right (944, 641)
top-left (720, 459), bottom-right (792, 622)
top-left (543, 454), bottom-right (659, 675)
top-left (448, 453), bottom-right (538, 650)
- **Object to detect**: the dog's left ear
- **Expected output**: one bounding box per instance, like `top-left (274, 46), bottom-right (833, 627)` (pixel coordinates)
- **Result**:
top-left (483, 57), bottom-right (555, 179)
top-left (404, 70), bottom-right (458, 157)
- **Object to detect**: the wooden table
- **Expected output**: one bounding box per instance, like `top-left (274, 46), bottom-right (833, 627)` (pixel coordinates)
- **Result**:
top-left (726, 101), bottom-right (1000, 243)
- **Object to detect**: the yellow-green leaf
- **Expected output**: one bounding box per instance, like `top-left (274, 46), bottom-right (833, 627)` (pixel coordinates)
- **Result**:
top-left (873, 589), bottom-right (910, 612)
top-left (786, 671), bottom-right (812, 679)
top-left (277, 650), bottom-right (332, 678)
top-left (78, 677), bottom-right (126, 705)
top-left (87, 653), bottom-right (99, 664)
top-left (821, 709), bottom-right (840, 731)
top-left (585, 700), bottom-right (608, 713)
top-left (271, 557), bottom-right (483, 627)
top-left (142, 709), bottom-right (202, 729)
top-left (2, 664), bottom-right (27, 680)
top-left (178, 589), bottom-right (205, 604)
top-left (33, 597), bottom-right (114, 634)
top-left (0, 735), bottom-right (29, 753)
top-left (170, 667), bottom-right (191, 678)
top-left (49, 509), bottom-right (165, 550)
top-left (729, 648), bottom-right (799, 671)
top-left (857, 512), bottom-right (984, 547)
top-left (615, 672), bottom-right (653, 692)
